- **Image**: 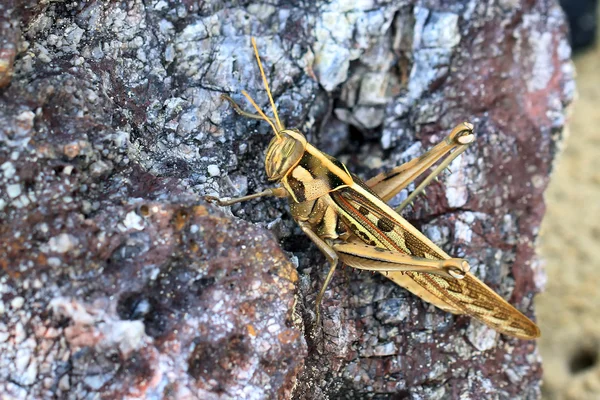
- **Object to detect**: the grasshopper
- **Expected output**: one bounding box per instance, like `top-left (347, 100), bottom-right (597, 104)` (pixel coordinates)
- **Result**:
top-left (207, 38), bottom-right (540, 340)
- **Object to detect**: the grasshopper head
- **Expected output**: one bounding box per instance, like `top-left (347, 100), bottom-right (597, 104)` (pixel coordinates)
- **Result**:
top-left (225, 39), bottom-right (308, 181)
top-left (265, 129), bottom-right (307, 181)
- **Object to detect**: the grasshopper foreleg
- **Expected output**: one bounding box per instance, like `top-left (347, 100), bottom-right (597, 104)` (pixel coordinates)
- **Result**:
top-left (205, 187), bottom-right (287, 206)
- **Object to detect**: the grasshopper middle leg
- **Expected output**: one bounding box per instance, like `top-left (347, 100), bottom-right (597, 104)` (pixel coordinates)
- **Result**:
top-left (298, 222), bottom-right (339, 326)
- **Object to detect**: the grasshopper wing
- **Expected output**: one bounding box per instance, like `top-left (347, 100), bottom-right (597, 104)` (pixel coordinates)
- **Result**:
top-left (330, 185), bottom-right (540, 339)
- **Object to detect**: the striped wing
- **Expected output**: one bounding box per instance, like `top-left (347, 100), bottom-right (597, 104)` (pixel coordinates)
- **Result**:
top-left (409, 272), bottom-right (540, 339)
top-left (330, 185), bottom-right (540, 339)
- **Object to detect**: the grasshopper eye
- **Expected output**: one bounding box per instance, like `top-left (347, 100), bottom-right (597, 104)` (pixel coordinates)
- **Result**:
top-left (282, 140), bottom-right (296, 157)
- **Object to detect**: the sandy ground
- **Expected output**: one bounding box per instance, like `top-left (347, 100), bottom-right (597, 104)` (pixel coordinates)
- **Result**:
top-left (537, 37), bottom-right (600, 399)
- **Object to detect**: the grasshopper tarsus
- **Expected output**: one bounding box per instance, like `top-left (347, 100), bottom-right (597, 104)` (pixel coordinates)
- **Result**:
top-left (204, 195), bottom-right (223, 205)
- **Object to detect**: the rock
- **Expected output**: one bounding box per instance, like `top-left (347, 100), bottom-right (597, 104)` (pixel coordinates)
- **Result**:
top-left (0, 200), bottom-right (303, 399)
top-left (0, 0), bottom-right (573, 399)
top-left (0, 3), bottom-right (304, 399)
top-left (207, 164), bottom-right (221, 177)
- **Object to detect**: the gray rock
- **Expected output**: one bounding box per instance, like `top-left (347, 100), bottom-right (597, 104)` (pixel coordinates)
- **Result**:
top-left (0, 0), bottom-right (574, 399)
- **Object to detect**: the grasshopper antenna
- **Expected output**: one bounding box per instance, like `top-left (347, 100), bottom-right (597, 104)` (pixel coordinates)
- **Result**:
top-left (245, 37), bottom-right (284, 137)
top-left (240, 90), bottom-right (281, 139)
top-left (251, 37), bottom-right (283, 132)
top-left (233, 37), bottom-right (283, 139)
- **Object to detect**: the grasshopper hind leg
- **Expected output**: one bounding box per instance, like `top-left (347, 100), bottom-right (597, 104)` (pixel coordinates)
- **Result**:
top-left (366, 123), bottom-right (475, 212)
top-left (394, 133), bottom-right (473, 212)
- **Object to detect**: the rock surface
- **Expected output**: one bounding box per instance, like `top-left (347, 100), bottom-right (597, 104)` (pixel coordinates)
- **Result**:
top-left (0, 0), bottom-right (573, 399)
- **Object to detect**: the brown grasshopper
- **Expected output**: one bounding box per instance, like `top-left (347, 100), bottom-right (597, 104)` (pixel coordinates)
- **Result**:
top-left (207, 38), bottom-right (540, 340)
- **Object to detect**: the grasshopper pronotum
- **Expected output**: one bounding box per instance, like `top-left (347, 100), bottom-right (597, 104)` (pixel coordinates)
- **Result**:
top-left (207, 38), bottom-right (540, 340)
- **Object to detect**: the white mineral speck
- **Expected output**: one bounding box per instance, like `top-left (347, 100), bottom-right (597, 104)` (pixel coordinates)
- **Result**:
top-left (83, 375), bottom-right (106, 390)
top-left (89, 160), bottom-right (111, 177)
top-left (58, 374), bottom-right (70, 391)
top-left (10, 297), bottom-right (24, 310)
top-left (314, 45), bottom-right (351, 91)
top-left (154, 1), bottom-right (168, 10)
top-left (532, 174), bottom-right (545, 189)
top-left (1, 162), bottom-right (16, 179)
top-left (504, 368), bottom-right (520, 384)
top-left (527, 30), bottom-right (554, 92)
top-left (177, 110), bottom-right (201, 135)
top-left (13, 194), bottom-right (31, 208)
top-left (21, 360), bottom-right (38, 386)
top-left (47, 257), bottom-right (61, 267)
top-left (445, 154), bottom-right (469, 208)
top-left (15, 347), bottom-right (31, 373)
top-left (7, 184), bottom-right (22, 198)
top-left (136, 48), bottom-right (147, 62)
top-left (14, 322), bottom-right (26, 343)
top-left (43, 377), bottom-right (53, 390)
top-left (381, 129), bottom-right (393, 149)
top-left (91, 46), bottom-right (104, 59)
top-left (290, 255), bottom-right (299, 268)
top-left (421, 12), bottom-right (460, 48)
top-left (48, 233), bottom-right (77, 253)
top-left (373, 342), bottom-right (397, 357)
top-left (38, 48), bottom-right (52, 63)
top-left (123, 211), bottom-right (145, 231)
top-left (102, 320), bottom-right (147, 355)
top-left (207, 164), bottom-right (220, 177)
top-left (66, 25), bottom-right (84, 46)
top-left (454, 219), bottom-right (472, 243)
top-left (164, 43), bottom-right (175, 62)
top-left (466, 320), bottom-right (498, 351)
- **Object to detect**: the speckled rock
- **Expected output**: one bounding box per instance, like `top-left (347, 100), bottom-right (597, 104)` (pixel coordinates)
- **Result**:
top-left (0, 2), bottom-right (305, 399)
top-left (0, 0), bottom-right (573, 399)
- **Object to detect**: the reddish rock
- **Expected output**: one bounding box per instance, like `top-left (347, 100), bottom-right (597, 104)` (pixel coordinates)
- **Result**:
top-left (0, 0), bottom-right (573, 399)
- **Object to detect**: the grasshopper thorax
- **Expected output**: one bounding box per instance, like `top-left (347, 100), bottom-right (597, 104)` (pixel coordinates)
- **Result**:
top-left (265, 129), bottom-right (307, 181)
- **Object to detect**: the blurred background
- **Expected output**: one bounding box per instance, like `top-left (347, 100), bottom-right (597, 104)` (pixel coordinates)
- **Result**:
top-left (538, 1), bottom-right (600, 399)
